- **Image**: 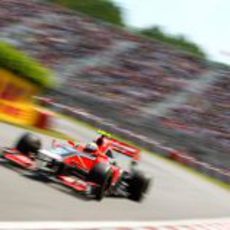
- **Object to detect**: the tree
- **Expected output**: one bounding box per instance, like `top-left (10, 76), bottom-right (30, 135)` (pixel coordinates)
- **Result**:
top-left (139, 26), bottom-right (206, 58)
top-left (48, 0), bottom-right (124, 26)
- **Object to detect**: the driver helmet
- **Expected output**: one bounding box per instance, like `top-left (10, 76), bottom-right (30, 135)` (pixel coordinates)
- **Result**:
top-left (84, 142), bottom-right (98, 153)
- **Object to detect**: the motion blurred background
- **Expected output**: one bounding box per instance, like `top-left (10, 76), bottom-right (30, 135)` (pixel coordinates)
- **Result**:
top-left (0, 0), bottom-right (229, 184)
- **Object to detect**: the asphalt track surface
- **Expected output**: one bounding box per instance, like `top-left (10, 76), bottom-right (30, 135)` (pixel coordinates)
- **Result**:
top-left (0, 122), bottom-right (229, 221)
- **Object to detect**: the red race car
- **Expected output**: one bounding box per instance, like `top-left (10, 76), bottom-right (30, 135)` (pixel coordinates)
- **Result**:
top-left (0, 132), bottom-right (151, 201)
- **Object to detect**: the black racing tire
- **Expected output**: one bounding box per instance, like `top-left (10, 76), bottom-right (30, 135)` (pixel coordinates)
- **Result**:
top-left (15, 133), bottom-right (42, 155)
top-left (143, 176), bottom-right (151, 194)
top-left (128, 170), bottom-right (150, 202)
top-left (54, 162), bottom-right (66, 175)
top-left (88, 163), bottom-right (113, 201)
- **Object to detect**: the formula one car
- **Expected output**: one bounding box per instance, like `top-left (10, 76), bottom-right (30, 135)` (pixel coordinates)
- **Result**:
top-left (0, 132), bottom-right (151, 201)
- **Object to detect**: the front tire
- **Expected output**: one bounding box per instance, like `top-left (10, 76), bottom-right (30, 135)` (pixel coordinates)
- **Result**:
top-left (88, 163), bottom-right (113, 201)
top-left (15, 133), bottom-right (42, 156)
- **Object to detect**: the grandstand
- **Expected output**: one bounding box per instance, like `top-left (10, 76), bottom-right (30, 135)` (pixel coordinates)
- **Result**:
top-left (0, 0), bottom-right (229, 171)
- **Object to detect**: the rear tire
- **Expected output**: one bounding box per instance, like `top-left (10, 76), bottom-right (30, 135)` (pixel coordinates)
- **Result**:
top-left (128, 171), bottom-right (150, 202)
top-left (88, 163), bottom-right (113, 201)
top-left (15, 133), bottom-right (42, 156)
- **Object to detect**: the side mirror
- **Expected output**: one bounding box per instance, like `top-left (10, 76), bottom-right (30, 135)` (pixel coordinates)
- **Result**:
top-left (68, 140), bottom-right (75, 147)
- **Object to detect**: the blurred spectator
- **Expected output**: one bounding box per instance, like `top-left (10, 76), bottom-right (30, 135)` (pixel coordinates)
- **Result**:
top-left (0, 0), bottom-right (229, 164)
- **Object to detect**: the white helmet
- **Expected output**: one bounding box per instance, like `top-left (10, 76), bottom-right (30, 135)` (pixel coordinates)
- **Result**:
top-left (85, 142), bottom-right (98, 152)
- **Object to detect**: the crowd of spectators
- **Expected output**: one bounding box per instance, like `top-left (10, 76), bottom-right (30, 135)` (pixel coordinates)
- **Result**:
top-left (75, 42), bottom-right (206, 110)
top-left (0, 0), bottom-right (126, 69)
top-left (0, 0), bottom-right (229, 159)
top-left (162, 74), bottom-right (230, 154)
top-left (0, 0), bottom-right (207, 109)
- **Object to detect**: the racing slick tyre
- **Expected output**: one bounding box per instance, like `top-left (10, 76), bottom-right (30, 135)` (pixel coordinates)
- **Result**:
top-left (88, 163), bottom-right (113, 201)
top-left (15, 133), bottom-right (42, 156)
top-left (128, 170), bottom-right (150, 202)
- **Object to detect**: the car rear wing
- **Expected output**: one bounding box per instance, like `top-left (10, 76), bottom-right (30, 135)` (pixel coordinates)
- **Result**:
top-left (106, 137), bottom-right (141, 161)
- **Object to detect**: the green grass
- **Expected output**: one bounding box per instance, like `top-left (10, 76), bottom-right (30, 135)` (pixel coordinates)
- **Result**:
top-left (57, 113), bottom-right (230, 191)
top-left (0, 42), bottom-right (54, 87)
top-left (57, 113), bottom-right (98, 131)
top-left (147, 150), bottom-right (230, 191)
